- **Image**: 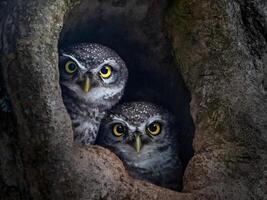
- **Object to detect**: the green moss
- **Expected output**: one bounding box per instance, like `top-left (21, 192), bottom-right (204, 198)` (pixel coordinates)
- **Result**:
top-left (166, 0), bottom-right (191, 33)
top-left (64, 0), bottom-right (80, 11)
top-left (165, 0), bottom-right (194, 86)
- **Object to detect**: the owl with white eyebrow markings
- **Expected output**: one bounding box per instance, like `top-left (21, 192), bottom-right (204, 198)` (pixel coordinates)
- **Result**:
top-left (59, 43), bottom-right (128, 145)
top-left (96, 102), bottom-right (182, 190)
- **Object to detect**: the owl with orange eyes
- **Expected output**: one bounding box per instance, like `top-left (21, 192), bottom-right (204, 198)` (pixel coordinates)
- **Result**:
top-left (59, 43), bottom-right (128, 145)
top-left (96, 102), bottom-right (182, 191)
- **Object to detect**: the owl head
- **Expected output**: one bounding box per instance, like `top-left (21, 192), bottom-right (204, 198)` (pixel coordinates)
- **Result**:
top-left (97, 102), bottom-right (179, 158)
top-left (97, 102), bottom-right (182, 190)
top-left (59, 43), bottom-right (128, 109)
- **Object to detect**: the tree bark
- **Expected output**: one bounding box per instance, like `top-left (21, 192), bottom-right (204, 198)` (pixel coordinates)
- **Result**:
top-left (167, 0), bottom-right (267, 199)
top-left (0, 0), bottom-right (266, 199)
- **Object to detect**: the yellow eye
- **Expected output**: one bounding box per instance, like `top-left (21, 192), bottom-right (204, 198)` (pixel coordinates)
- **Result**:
top-left (99, 65), bottom-right (112, 79)
top-left (65, 61), bottom-right (78, 74)
top-left (112, 124), bottom-right (125, 137)
top-left (147, 122), bottom-right (161, 136)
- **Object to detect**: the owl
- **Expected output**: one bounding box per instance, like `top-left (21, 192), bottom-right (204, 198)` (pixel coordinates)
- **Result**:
top-left (96, 102), bottom-right (182, 190)
top-left (59, 43), bottom-right (128, 145)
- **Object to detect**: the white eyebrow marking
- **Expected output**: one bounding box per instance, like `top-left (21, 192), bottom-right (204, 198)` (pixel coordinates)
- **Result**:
top-left (62, 53), bottom-right (87, 70)
top-left (110, 115), bottom-right (164, 132)
top-left (147, 115), bottom-right (163, 124)
top-left (109, 116), bottom-right (136, 131)
top-left (91, 59), bottom-right (118, 73)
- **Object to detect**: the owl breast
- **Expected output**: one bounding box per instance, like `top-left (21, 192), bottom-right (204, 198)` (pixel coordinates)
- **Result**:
top-left (71, 112), bottom-right (104, 144)
top-left (113, 143), bottom-right (182, 190)
top-left (63, 93), bottom-right (106, 145)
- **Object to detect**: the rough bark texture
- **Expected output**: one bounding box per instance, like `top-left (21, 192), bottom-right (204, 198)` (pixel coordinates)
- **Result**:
top-left (0, 0), bottom-right (194, 199)
top-left (167, 0), bottom-right (267, 199)
top-left (0, 0), bottom-right (266, 200)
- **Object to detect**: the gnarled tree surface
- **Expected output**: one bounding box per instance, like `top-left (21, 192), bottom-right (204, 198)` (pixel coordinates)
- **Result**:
top-left (0, 0), bottom-right (266, 200)
top-left (167, 0), bottom-right (267, 199)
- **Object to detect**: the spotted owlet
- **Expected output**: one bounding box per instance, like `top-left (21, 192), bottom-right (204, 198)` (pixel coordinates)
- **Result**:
top-left (96, 102), bottom-right (182, 190)
top-left (59, 43), bottom-right (128, 145)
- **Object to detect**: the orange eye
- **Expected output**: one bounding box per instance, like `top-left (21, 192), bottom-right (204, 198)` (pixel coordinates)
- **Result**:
top-left (146, 122), bottom-right (161, 136)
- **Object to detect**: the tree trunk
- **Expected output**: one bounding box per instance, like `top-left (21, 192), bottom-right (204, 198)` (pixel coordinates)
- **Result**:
top-left (0, 0), bottom-right (266, 199)
top-left (166, 0), bottom-right (267, 198)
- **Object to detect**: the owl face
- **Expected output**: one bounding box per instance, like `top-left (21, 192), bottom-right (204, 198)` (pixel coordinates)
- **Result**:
top-left (97, 102), bottom-right (178, 159)
top-left (59, 43), bottom-right (128, 108)
top-left (97, 102), bottom-right (182, 190)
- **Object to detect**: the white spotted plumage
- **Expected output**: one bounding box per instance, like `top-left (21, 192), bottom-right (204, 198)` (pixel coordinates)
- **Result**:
top-left (59, 43), bottom-right (128, 145)
top-left (96, 102), bottom-right (182, 190)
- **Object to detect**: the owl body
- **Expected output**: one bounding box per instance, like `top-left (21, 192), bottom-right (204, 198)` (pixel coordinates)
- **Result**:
top-left (59, 43), bottom-right (128, 145)
top-left (96, 102), bottom-right (182, 190)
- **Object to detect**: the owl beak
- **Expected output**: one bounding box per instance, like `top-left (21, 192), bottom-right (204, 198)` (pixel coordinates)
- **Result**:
top-left (81, 76), bottom-right (91, 93)
top-left (134, 134), bottom-right (142, 154)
